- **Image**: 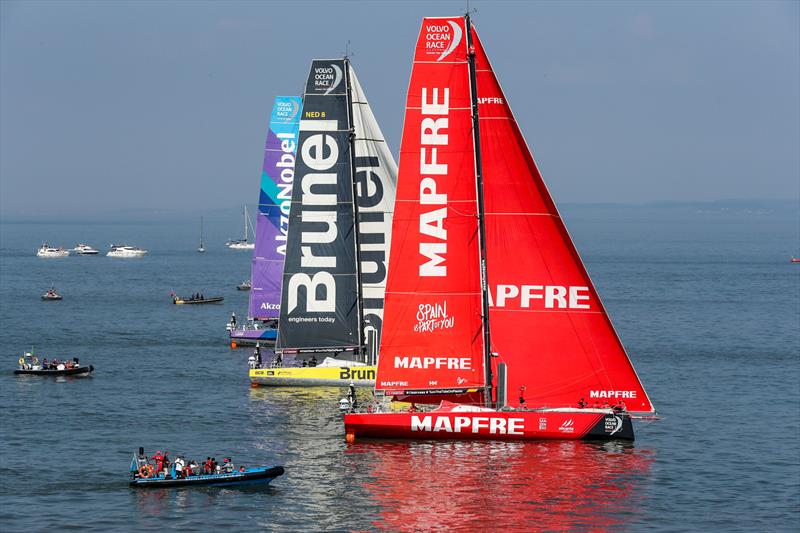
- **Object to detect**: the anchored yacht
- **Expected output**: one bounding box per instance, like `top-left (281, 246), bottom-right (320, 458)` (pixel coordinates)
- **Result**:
top-left (73, 244), bottom-right (99, 255)
top-left (107, 245), bottom-right (148, 258)
top-left (36, 244), bottom-right (69, 258)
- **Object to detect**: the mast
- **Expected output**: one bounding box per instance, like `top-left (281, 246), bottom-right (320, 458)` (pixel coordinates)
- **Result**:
top-left (343, 57), bottom-right (366, 361)
top-left (243, 205), bottom-right (248, 242)
top-left (465, 13), bottom-right (494, 407)
top-left (200, 216), bottom-right (204, 247)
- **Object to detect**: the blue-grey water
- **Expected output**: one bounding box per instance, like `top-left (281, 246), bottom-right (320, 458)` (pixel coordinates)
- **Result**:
top-left (0, 203), bottom-right (798, 532)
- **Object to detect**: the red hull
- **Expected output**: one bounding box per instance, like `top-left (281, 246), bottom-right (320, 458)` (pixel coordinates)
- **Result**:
top-left (345, 408), bottom-right (634, 441)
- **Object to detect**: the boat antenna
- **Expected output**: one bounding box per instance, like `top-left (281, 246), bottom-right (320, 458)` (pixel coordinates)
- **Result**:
top-left (343, 40), bottom-right (354, 60)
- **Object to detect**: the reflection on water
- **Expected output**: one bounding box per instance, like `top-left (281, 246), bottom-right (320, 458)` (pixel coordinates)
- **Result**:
top-left (347, 440), bottom-right (654, 531)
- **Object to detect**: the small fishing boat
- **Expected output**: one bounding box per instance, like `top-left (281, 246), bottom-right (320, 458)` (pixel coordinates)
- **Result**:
top-left (14, 352), bottom-right (94, 376)
top-left (791, 257), bottom-right (800, 264)
top-left (237, 280), bottom-right (251, 291)
top-left (73, 244), bottom-right (99, 255)
top-left (129, 449), bottom-right (284, 488)
top-left (107, 244), bottom-right (147, 257)
top-left (41, 287), bottom-right (63, 301)
top-left (36, 244), bottom-right (69, 257)
top-left (171, 292), bottom-right (224, 305)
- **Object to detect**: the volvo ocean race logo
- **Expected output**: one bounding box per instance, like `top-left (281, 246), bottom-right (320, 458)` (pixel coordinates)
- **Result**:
top-left (311, 64), bottom-right (343, 95)
top-left (274, 99), bottom-right (300, 121)
top-left (414, 301), bottom-right (454, 333)
top-left (605, 415), bottom-right (623, 435)
top-left (423, 20), bottom-right (462, 61)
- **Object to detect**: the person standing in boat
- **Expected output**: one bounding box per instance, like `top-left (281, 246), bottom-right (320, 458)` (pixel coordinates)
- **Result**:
top-left (151, 451), bottom-right (165, 474)
top-left (309, 355), bottom-right (318, 367)
top-left (348, 381), bottom-right (357, 411)
top-left (231, 312), bottom-right (237, 328)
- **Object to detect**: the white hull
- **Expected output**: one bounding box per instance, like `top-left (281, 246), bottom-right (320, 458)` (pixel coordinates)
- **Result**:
top-left (37, 246), bottom-right (69, 258)
top-left (107, 251), bottom-right (147, 258)
top-left (73, 244), bottom-right (99, 255)
top-left (107, 245), bottom-right (148, 258)
top-left (226, 243), bottom-right (254, 250)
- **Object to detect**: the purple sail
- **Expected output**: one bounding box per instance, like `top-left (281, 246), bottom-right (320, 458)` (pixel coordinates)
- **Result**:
top-left (248, 97), bottom-right (302, 320)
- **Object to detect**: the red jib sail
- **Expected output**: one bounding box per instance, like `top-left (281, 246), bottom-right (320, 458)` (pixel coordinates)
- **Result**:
top-left (375, 17), bottom-right (486, 399)
top-left (470, 28), bottom-right (655, 414)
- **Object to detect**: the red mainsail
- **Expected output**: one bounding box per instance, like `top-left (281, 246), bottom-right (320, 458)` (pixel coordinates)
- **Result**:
top-left (471, 28), bottom-right (655, 414)
top-left (375, 17), bottom-right (486, 398)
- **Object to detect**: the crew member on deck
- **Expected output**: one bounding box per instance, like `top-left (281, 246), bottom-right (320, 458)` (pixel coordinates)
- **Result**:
top-left (309, 355), bottom-right (318, 367)
top-left (231, 312), bottom-right (237, 327)
top-left (578, 397), bottom-right (588, 408)
top-left (518, 386), bottom-right (527, 409)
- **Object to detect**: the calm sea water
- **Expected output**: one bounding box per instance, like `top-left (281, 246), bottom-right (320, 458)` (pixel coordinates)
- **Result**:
top-left (0, 205), bottom-right (798, 532)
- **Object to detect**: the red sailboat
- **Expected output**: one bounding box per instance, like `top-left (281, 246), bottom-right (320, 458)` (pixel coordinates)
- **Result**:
top-left (344, 14), bottom-right (657, 441)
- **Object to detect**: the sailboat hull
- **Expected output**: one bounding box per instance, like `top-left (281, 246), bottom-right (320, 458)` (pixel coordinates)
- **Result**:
top-left (250, 366), bottom-right (376, 387)
top-left (344, 409), bottom-right (634, 441)
top-left (229, 328), bottom-right (277, 345)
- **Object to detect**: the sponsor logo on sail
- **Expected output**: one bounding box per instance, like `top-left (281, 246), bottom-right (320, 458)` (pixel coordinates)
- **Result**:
top-left (311, 64), bottom-right (343, 95)
top-left (355, 152), bottom-right (390, 353)
top-left (411, 415), bottom-right (525, 435)
top-left (590, 390), bottom-right (637, 399)
top-left (273, 129), bottom-right (297, 256)
top-left (259, 302), bottom-right (280, 311)
top-left (418, 86), bottom-right (450, 277)
top-left (274, 98), bottom-right (300, 121)
top-left (559, 419), bottom-right (575, 433)
top-left (490, 284), bottom-right (592, 310)
top-left (477, 97), bottom-right (504, 105)
top-left (286, 118), bottom-right (341, 314)
top-left (423, 20), bottom-right (463, 61)
top-left (414, 301), bottom-right (454, 333)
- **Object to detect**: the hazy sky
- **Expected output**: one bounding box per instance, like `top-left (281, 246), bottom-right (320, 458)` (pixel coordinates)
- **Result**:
top-left (1, 0), bottom-right (798, 217)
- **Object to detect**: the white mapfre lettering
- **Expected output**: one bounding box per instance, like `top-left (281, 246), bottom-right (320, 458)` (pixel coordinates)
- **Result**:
top-left (411, 415), bottom-right (524, 435)
top-left (590, 390), bottom-right (637, 399)
top-left (491, 284), bottom-right (592, 310)
top-left (394, 356), bottom-right (471, 370)
top-left (419, 88), bottom-right (450, 277)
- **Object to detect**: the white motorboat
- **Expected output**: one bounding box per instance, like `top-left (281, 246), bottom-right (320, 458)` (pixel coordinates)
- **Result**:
top-left (36, 244), bottom-right (69, 258)
top-left (107, 244), bottom-right (148, 258)
top-left (73, 243), bottom-right (99, 255)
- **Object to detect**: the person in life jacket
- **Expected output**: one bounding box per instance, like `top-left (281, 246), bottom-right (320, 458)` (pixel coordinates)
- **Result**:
top-left (203, 457), bottom-right (213, 475)
top-left (578, 397), bottom-right (588, 408)
top-left (612, 399), bottom-right (627, 413)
